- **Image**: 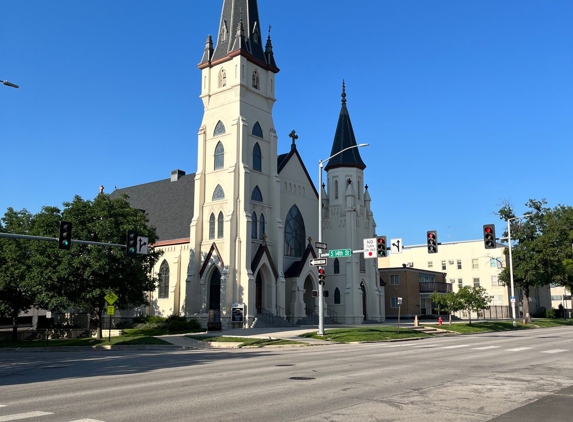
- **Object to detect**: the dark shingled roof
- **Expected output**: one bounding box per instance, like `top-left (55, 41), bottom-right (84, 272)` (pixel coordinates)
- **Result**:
top-left (110, 172), bottom-right (195, 242)
top-left (199, 0), bottom-right (278, 72)
top-left (284, 245), bottom-right (317, 278)
top-left (324, 82), bottom-right (366, 172)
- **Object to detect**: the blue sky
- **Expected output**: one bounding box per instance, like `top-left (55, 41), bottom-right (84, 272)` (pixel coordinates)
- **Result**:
top-left (2, 0), bottom-right (572, 246)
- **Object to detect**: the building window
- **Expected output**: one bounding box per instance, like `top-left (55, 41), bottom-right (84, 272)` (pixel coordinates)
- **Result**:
top-left (390, 297), bottom-right (400, 308)
top-left (441, 260), bottom-right (446, 271)
top-left (334, 180), bottom-right (339, 200)
top-left (251, 212), bottom-right (257, 239)
top-left (214, 141), bottom-right (224, 170)
top-left (251, 186), bottom-right (263, 202)
top-left (359, 254), bottom-right (365, 273)
top-left (458, 279), bottom-right (463, 289)
top-left (252, 121), bottom-right (263, 138)
top-left (457, 260), bottom-right (462, 270)
top-left (490, 258), bottom-right (501, 268)
top-left (551, 295), bottom-right (563, 301)
top-left (428, 261), bottom-right (433, 268)
top-left (158, 260), bottom-right (169, 299)
top-left (214, 120), bottom-right (225, 136)
top-left (390, 274), bottom-right (399, 285)
top-left (252, 69), bottom-right (259, 89)
top-left (212, 184), bottom-right (225, 201)
top-left (473, 278), bottom-right (480, 287)
top-left (357, 180), bottom-right (361, 200)
top-left (209, 213), bottom-right (215, 239)
top-left (491, 276), bottom-right (501, 286)
top-left (259, 213), bottom-right (265, 240)
top-left (218, 68), bottom-right (226, 88)
top-left (217, 212), bottom-right (224, 238)
top-left (334, 288), bottom-right (341, 304)
top-left (253, 143), bottom-right (262, 171)
top-left (284, 205), bottom-right (305, 257)
top-left (334, 258), bottom-right (340, 274)
top-left (472, 259), bottom-right (479, 269)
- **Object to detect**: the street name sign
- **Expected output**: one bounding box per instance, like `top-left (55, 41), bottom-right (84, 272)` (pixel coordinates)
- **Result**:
top-left (328, 249), bottom-right (352, 258)
top-left (310, 258), bottom-right (327, 266)
top-left (315, 241), bottom-right (328, 250)
top-left (363, 238), bottom-right (376, 259)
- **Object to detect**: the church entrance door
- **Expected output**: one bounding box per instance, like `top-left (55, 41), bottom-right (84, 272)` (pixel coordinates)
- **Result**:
top-left (255, 273), bottom-right (262, 314)
top-left (209, 268), bottom-right (221, 311)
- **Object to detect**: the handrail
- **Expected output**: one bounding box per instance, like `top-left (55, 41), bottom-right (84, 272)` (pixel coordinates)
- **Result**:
top-left (326, 307), bottom-right (339, 323)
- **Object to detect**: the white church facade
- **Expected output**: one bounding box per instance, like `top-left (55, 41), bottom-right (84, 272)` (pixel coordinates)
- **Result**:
top-left (112, 0), bottom-right (383, 328)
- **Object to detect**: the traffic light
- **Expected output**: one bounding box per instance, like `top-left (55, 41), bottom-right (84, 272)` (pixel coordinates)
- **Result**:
top-left (318, 267), bottom-right (326, 285)
top-left (377, 236), bottom-right (387, 257)
top-left (483, 224), bottom-right (496, 249)
top-left (126, 230), bottom-right (138, 257)
top-left (58, 221), bottom-right (72, 250)
top-left (427, 231), bottom-right (438, 253)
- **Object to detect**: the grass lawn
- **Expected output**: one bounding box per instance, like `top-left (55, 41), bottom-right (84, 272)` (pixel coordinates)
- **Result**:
top-left (187, 335), bottom-right (306, 347)
top-left (425, 318), bottom-right (573, 334)
top-left (299, 327), bottom-right (432, 343)
top-left (0, 328), bottom-right (184, 348)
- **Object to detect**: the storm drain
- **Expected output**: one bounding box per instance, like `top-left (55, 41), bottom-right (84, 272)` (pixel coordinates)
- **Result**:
top-left (275, 364), bottom-right (294, 367)
top-left (289, 376), bottom-right (315, 380)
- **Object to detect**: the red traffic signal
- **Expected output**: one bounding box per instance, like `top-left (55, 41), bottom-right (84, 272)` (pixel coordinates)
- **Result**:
top-left (377, 236), bottom-right (387, 257)
top-left (483, 224), bottom-right (496, 249)
top-left (427, 230), bottom-right (438, 253)
top-left (318, 266), bottom-right (326, 285)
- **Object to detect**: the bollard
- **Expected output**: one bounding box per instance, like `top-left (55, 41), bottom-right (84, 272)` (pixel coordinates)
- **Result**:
top-left (414, 315), bottom-right (419, 327)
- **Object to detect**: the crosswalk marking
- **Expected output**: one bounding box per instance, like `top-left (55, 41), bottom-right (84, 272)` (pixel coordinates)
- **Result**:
top-left (541, 349), bottom-right (567, 354)
top-left (441, 344), bottom-right (470, 349)
top-left (472, 346), bottom-right (501, 350)
top-left (507, 347), bottom-right (532, 352)
top-left (0, 411), bottom-right (53, 421)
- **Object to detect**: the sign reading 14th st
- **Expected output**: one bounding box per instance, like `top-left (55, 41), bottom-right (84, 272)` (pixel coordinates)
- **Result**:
top-left (328, 249), bottom-right (352, 258)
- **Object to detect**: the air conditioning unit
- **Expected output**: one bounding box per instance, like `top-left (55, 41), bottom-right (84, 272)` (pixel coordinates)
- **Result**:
top-left (449, 260), bottom-right (454, 265)
top-left (407, 262), bottom-right (414, 268)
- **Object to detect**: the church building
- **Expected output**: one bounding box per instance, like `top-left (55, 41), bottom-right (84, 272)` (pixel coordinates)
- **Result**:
top-left (112, 0), bottom-right (384, 328)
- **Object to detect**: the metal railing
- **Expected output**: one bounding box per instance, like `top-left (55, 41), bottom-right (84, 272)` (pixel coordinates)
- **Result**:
top-left (326, 307), bottom-right (339, 323)
top-left (419, 282), bottom-right (453, 293)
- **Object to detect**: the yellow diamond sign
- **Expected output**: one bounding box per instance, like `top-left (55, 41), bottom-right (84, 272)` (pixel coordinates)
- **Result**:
top-left (105, 291), bottom-right (118, 305)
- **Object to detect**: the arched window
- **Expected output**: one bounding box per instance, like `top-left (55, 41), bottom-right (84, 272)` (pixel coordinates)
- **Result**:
top-left (212, 184), bottom-right (225, 201)
top-left (253, 143), bottom-right (262, 171)
top-left (259, 213), bottom-right (265, 240)
top-left (358, 180), bottom-right (362, 200)
top-left (335, 180), bottom-right (339, 200)
top-left (252, 121), bottom-right (263, 138)
top-left (209, 213), bottom-right (215, 239)
top-left (334, 287), bottom-right (341, 304)
top-left (251, 186), bottom-right (263, 202)
top-left (284, 205), bottom-right (305, 257)
top-left (251, 212), bottom-right (257, 239)
top-left (334, 258), bottom-right (340, 274)
top-left (158, 260), bottom-right (169, 299)
top-left (217, 212), bottom-right (224, 238)
top-left (214, 120), bottom-right (225, 136)
top-left (218, 68), bottom-right (226, 88)
top-left (252, 69), bottom-right (259, 89)
top-left (360, 254), bottom-right (365, 273)
top-left (214, 141), bottom-right (224, 170)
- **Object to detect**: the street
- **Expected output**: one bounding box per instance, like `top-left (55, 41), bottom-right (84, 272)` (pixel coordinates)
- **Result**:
top-left (1, 327), bottom-right (572, 421)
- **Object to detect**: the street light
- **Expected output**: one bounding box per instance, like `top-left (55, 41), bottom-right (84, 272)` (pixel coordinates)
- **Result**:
top-left (2, 80), bottom-right (19, 89)
top-left (507, 213), bottom-right (531, 327)
top-left (317, 143), bottom-right (369, 335)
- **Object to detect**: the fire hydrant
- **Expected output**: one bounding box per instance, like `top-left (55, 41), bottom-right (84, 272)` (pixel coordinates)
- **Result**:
top-left (438, 316), bottom-right (443, 326)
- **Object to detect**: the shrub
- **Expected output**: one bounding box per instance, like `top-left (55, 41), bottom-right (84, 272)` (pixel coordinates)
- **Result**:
top-left (545, 308), bottom-right (556, 319)
top-left (167, 318), bottom-right (202, 332)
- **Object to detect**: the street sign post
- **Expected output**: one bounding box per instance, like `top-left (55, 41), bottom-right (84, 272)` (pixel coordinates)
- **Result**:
top-left (363, 238), bottom-right (376, 259)
top-left (315, 241), bottom-right (327, 250)
top-left (328, 249), bottom-right (352, 258)
top-left (310, 258), bottom-right (327, 266)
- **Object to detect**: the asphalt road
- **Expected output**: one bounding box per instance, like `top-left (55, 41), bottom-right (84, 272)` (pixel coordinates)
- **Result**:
top-left (0, 327), bottom-right (572, 421)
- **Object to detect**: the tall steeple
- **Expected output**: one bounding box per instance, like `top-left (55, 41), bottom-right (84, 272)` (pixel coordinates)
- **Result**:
top-left (324, 81), bottom-right (366, 172)
top-left (198, 0), bottom-right (279, 72)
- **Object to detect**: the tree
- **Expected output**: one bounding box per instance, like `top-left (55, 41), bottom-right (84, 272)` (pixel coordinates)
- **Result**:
top-left (457, 286), bottom-right (492, 325)
top-left (0, 208), bottom-right (36, 341)
top-left (497, 199), bottom-right (573, 323)
top-left (430, 291), bottom-right (464, 326)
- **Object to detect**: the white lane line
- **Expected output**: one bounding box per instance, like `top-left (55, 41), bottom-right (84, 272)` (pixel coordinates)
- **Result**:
top-left (541, 349), bottom-right (567, 354)
top-left (0, 406), bottom-right (6, 408)
top-left (0, 411), bottom-right (53, 421)
top-left (507, 347), bottom-right (532, 352)
top-left (440, 345), bottom-right (470, 349)
top-left (69, 419), bottom-right (106, 422)
top-left (472, 346), bottom-right (501, 350)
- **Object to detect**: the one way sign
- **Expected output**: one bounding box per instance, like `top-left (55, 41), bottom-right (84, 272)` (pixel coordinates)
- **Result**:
top-left (391, 238), bottom-right (402, 254)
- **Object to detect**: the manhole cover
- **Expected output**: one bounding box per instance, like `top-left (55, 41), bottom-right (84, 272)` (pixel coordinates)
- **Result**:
top-left (275, 364), bottom-right (294, 367)
top-left (289, 376), bottom-right (315, 380)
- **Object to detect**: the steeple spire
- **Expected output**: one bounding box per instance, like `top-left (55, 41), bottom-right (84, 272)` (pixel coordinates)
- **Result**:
top-left (324, 81), bottom-right (366, 172)
top-left (198, 0), bottom-right (279, 72)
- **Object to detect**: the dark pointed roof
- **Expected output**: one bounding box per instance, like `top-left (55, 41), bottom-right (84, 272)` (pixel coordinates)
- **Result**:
top-left (324, 82), bottom-right (366, 172)
top-left (199, 0), bottom-right (279, 73)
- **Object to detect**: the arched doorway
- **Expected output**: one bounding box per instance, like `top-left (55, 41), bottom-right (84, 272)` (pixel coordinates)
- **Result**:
top-left (303, 276), bottom-right (314, 315)
top-left (360, 281), bottom-right (367, 321)
top-left (255, 272), bottom-right (262, 314)
top-left (209, 268), bottom-right (221, 311)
